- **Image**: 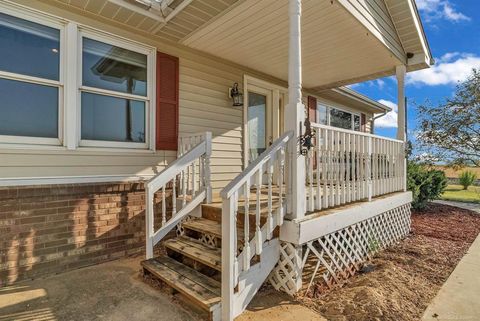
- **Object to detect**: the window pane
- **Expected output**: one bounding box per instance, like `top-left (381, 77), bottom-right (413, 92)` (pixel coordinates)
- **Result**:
top-left (83, 38), bottom-right (147, 96)
top-left (0, 78), bottom-right (58, 138)
top-left (0, 12), bottom-right (60, 80)
top-left (354, 115), bottom-right (361, 131)
top-left (248, 92), bottom-right (266, 161)
top-left (317, 104), bottom-right (328, 125)
top-left (81, 92), bottom-right (145, 143)
top-left (330, 108), bottom-right (352, 130)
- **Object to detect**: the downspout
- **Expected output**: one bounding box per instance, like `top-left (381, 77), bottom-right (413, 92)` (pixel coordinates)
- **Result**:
top-left (371, 111), bottom-right (387, 134)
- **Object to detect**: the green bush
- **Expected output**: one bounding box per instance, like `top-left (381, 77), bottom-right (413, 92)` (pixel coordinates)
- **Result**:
top-left (407, 162), bottom-right (447, 210)
top-left (459, 170), bottom-right (477, 190)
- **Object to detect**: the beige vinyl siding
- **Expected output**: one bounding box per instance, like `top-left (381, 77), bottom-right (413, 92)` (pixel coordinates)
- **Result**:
top-left (338, 0), bottom-right (405, 62)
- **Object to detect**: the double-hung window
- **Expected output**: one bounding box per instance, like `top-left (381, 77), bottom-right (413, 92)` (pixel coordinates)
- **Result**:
top-left (79, 31), bottom-right (153, 149)
top-left (0, 11), bottom-right (63, 145)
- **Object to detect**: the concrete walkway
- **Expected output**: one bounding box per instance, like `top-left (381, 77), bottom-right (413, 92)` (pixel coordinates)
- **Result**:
top-left (0, 256), bottom-right (325, 321)
top-left (0, 257), bottom-right (199, 321)
top-left (422, 234), bottom-right (480, 321)
top-left (433, 200), bottom-right (480, 214)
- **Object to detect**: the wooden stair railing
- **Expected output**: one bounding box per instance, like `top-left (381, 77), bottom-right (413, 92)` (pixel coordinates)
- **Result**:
top-left (145, 132), bottom-right (212, 259)
top-left (220, 130), bottom-right (293, 321)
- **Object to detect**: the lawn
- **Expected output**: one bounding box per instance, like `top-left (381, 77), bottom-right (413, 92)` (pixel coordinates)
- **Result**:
top-left (441, 185), bottom-right (480, 203)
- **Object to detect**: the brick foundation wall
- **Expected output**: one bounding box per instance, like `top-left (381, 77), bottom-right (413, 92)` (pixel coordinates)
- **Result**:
top-left (0, 182), bottom-right (169, 286)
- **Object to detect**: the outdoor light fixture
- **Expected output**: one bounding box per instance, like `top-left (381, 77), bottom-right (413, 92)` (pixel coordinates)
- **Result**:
top-left (300, 118), bottom-right (315, 155)
top-left (230, 82), bottom-right (243, 107)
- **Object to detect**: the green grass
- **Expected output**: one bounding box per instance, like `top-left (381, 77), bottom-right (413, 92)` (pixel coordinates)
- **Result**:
top-left (441, 185), bottom-right (480, 204)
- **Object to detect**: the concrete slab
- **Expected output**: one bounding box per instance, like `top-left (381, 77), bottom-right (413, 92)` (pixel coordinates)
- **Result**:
top-left (0, 257), bottom-right (200, 321)
top-left (422, 235), bottom-right (480, 321)
top-left (0, 256), bottom-right (325, 321)
top-left (433, 200), bottom-right (480, 214)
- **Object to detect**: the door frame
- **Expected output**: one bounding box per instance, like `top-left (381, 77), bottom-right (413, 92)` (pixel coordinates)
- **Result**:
top-left (243, 75), bottom-right (288, 168)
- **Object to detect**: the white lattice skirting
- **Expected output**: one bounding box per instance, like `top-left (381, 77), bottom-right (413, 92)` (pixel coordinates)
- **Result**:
top-left (269, 203), bottom-right (412, 295)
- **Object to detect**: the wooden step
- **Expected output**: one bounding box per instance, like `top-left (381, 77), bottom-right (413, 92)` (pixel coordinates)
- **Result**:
top-left (142, 256), bottom-right (221, 312)
top-left (164, 236), bottom-right (222, 271)
top-left (182, 217), bottom-right (253, 243)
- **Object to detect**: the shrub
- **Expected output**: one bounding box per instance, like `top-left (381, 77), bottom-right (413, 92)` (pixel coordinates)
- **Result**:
top-left (459, 170), bottom-right (477, 190)
top-left (407, 162), bottom-right (447, 210)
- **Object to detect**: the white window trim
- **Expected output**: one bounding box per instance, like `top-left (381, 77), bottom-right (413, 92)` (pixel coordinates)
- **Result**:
top-left (0, 2), bottom-right (157, 153)
top-left (77, 27), bottom-right (155, 150)
top-left (0, 4), bottom-right (66, 147)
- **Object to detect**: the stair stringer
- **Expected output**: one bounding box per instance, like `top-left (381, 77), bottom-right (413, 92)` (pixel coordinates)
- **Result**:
top-left (232, 239), bottom-right (281, 318)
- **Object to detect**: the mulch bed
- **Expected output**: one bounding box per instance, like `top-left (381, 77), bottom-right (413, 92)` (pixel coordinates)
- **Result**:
top-left (298, 203), bottom-right (480, 321)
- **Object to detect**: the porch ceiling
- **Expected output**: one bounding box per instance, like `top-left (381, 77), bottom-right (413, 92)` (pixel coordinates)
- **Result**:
top-left (181, 0), bottom-right (404, 90)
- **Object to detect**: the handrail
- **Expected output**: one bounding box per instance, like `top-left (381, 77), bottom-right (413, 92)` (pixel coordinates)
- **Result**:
top-left (310, 122), bottom-right (404, 144)
top-left (145, 132), bottom-right (212, 259)
top-left (304, 125), bottom-right (405, 213)
top-left (221, 131), bottom-right (294, 199)
top-left (221, 131), bottom-right (293, 320)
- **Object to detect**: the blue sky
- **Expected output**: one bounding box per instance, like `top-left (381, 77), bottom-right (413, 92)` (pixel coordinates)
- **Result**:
top-left (351, 0), bottom-right (480, 141)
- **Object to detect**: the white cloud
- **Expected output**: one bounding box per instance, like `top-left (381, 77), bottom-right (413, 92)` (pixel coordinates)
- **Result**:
top-left (375, 100), bottom-right (398, 128)
top-left (407, 53), bottom-right (480, 86)
top-left (415, 0), bottom-right (470, 22)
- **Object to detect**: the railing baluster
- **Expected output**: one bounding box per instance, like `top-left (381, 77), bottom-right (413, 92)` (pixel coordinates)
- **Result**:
top-left (267, 158), bottom-right (274, 239)
top-left (322, 128), bottom-right (328, 209)
top-left (243, 182), bottom-right (250, 271)
top-left (315, 130), bottom-right (321, 210)
top-left (346, 133), bottom-right (351, 203)
top-left (278, 147), bottom-right (285, 226)
top-left (255, 167), bottom-right (262, 255)
top-left (172, 176), bottom-right (177, 216)
top-left (308, 149), bottom-right (314, 212)
top-left (161, 185), bottom-right (166, 227)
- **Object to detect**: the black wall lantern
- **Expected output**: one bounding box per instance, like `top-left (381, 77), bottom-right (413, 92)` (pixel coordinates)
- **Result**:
top-left (230, 83), bottom-right (243, 107)
top-left (300, 118), bottom-right (315, 155)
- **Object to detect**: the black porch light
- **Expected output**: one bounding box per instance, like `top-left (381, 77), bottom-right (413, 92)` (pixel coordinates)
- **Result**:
top-left (230, 82), bottom-right (243, 107)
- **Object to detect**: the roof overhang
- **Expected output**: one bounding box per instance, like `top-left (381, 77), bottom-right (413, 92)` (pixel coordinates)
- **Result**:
top-left (384, 0), bottom-right (434, 71)
top-left (181, 0), bottom-right (407, 90)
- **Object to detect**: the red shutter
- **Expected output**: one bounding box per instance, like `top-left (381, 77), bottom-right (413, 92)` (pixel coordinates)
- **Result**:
top-left (307, 96), bottom-right (317, 122)
top-left (156, 52), bottom-right (179, 151)
top-left (361, 113), bottom-right (367, 132)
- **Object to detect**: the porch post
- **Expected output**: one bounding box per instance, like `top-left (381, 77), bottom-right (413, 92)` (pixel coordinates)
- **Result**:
top-left (396, 65), bottom-right (406, 142)
top-left (396, 65), bottom-right (407, 192)
top-left (286, 0), bottom-right (306, 220)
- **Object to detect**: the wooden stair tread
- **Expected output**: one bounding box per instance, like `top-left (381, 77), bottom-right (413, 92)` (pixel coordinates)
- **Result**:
top-left (183, 217), bottom-right (222, 237)
top-left (142, 256), bottom-right (220, 311)
top-left (182, 217), bottom-right (253, 242)
top-left (164, 236), bottom-right (222, 271)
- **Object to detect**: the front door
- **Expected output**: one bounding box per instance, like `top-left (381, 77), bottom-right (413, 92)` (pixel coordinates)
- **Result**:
top-left (245, 79), bottom-right (286, 165)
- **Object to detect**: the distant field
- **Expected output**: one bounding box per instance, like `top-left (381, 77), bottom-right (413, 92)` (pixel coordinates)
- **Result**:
top-left (433, 166), bottom-right (480, 179)
top-left (441, 185), bottom-right (480, 204)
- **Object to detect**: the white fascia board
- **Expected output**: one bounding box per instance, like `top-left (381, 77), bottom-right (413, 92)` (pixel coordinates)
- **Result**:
top-left (280, 192), bottom-right (413, 245)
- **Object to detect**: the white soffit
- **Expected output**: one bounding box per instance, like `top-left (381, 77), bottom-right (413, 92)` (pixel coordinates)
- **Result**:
top-left (181, 0), bottom-right (403, 89)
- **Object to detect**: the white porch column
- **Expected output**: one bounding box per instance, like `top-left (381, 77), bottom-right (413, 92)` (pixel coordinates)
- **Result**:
top-left (396, 65), bottom-right (407, 192)
top-left (285, 0), bottom-right (306, 220)
top-left (396, 65), bottom-right (406, 142)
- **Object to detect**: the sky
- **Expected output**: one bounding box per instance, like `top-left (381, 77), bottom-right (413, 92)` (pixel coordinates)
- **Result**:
top-left (351, 0), bottom-right (480, 141)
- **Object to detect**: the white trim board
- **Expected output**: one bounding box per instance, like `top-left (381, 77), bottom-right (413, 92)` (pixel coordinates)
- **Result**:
top-left (280, 191), bottom-right (413, 245)
top-left (0, 174), bottom-right (154, 187)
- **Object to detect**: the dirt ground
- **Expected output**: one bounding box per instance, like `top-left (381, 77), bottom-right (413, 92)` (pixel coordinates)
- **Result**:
top-left (296, 203), bottom-right (480, 321)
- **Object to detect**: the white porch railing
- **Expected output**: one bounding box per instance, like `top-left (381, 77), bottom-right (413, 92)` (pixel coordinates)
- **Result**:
top-left (220, 130), bottom-right (293, 320)
top-left (305, 123), bottom-right (406, 213)
top-left (145, 132), bottom-right (212, 259)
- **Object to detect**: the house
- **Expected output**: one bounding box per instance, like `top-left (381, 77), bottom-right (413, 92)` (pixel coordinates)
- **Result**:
top-left (0, 0), bottom-right (432, 320)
